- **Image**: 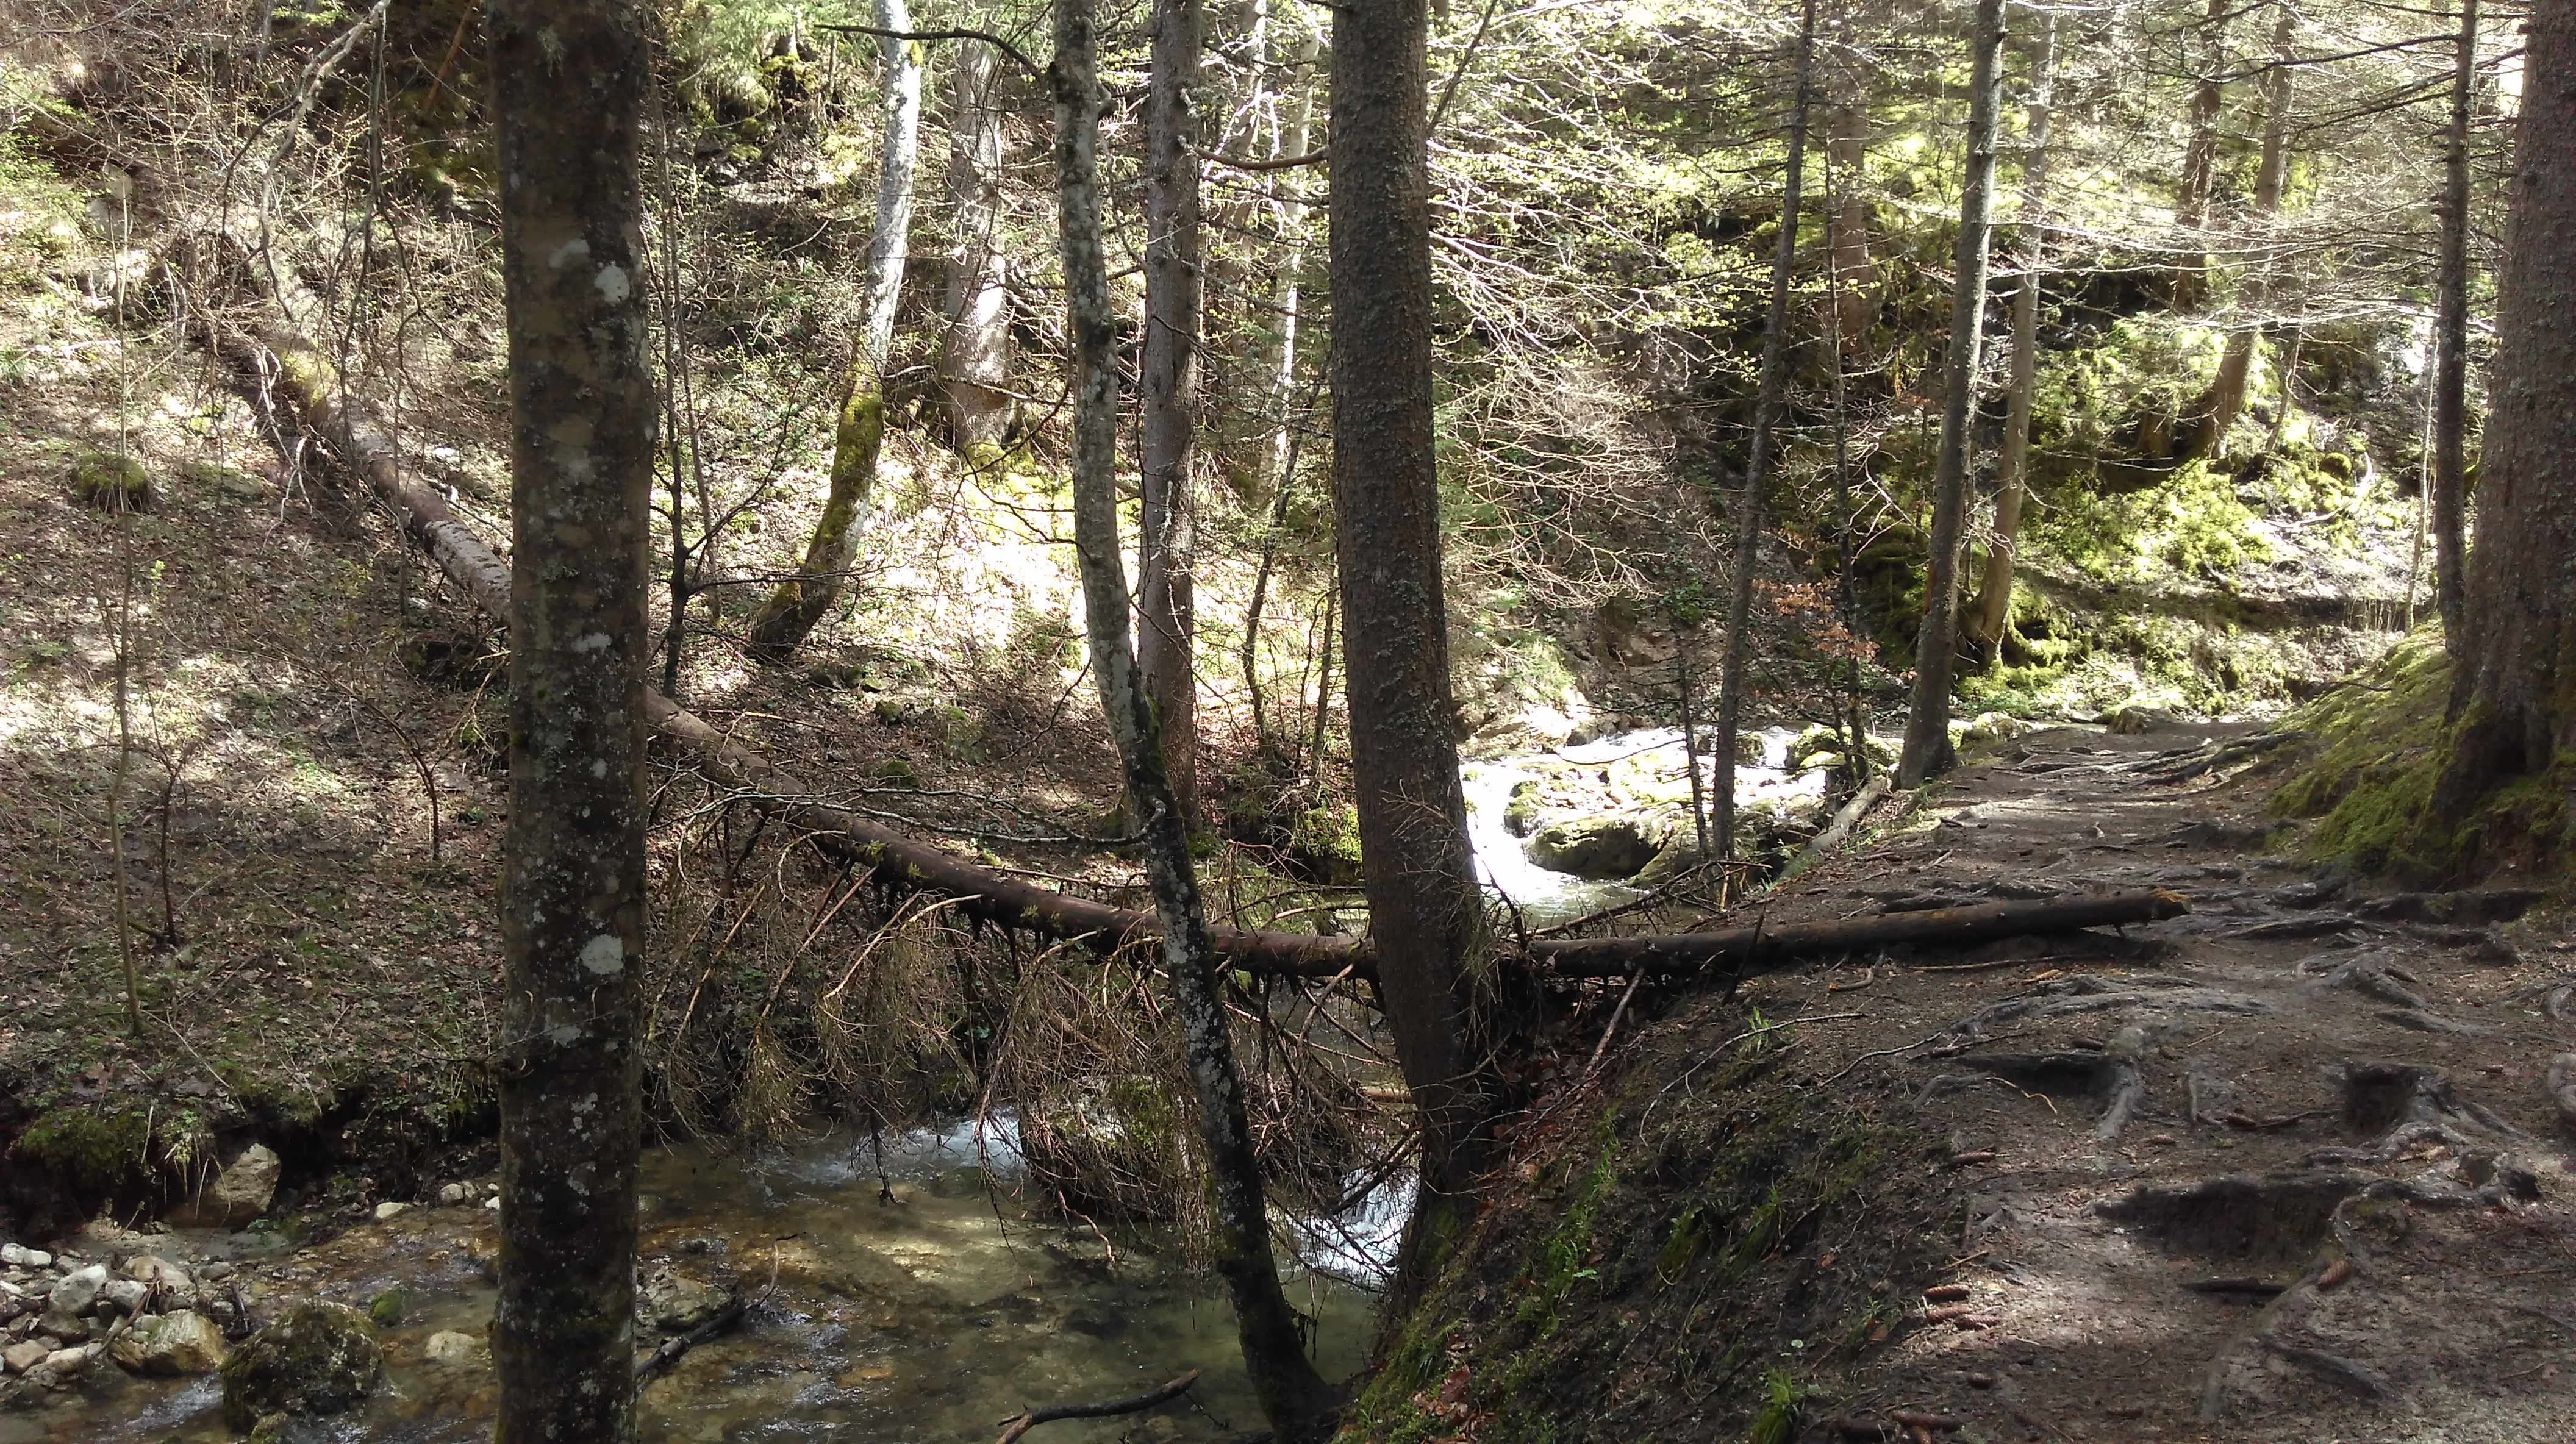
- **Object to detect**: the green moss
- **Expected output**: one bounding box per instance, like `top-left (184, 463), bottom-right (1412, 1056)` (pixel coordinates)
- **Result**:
top-left (2270, 626), bottom-right (2454, 873)
top-left (13, 1106), bottom-right (152, 1188)
top-left (1287, 804), bottom-right (1364, 885)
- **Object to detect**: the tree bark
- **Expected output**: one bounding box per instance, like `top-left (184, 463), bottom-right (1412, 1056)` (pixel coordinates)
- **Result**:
top-left (943, 38), bottom-right (1016, 451)
top-left (2429, 0), bottom-right (2576, 850)
top-left (487, 2), bottom-right (656, 1439)
top-left (745, 0), bottom-right (921, 660)
top-left (2201, 2), bottom-right (2296, 455)
top-left (1894, 0), bottom-right (2006, 790)
top-left (2172, 0), bottom-right (2230, 309)
top-left (1138, 0), bottom-right (1207, 824)
top-left (1263, 24), bottom-right (1320, 502)
top-left (1050, 6), bottom-right (1339, 1436)
top-left (1712, 0), bottom-right (1815, 859)
top-left (1967, 7), bottom-right (2056, 660)
top-left (1331, 0), bottom-right (1508, 1290)
top-left (2429, 0), bottom-right (2478, 659)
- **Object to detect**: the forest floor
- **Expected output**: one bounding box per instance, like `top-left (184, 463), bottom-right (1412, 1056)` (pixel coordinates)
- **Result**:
top-left (1364, 720), bottom-right (2576, 1444)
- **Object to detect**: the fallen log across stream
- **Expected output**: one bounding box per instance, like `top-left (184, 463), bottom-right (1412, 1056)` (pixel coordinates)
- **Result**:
top-left (206, 304), bottom-right (2191, 985)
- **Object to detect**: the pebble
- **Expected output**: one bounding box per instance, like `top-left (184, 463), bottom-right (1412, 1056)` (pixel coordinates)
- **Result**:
top-left (0, 1245), bottom-right (50, 1270)
top-left (96, 1278), bottom-right (149, 1317)
top-left (199, 1262), bottom-right (235, 1282)
top-left (373, 1202), bottom-right (409, 1222)
top-left (437, 1183), bottom-right (470, 1206)
top-left (483, 1196), bottom-right (501, 1211)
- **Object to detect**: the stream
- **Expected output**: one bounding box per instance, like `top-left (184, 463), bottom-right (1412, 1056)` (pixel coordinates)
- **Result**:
top-left (5, 1120), bottom-right (1378, 1444)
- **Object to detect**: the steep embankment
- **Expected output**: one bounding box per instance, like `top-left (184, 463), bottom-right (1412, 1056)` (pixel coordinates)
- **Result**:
top-left (1348, 721), bottom-right (2573, 1443)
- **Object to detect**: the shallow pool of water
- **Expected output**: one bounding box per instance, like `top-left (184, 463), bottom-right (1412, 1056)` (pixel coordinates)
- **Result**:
top-left (4, 1120), bottom-right (1377, 1444)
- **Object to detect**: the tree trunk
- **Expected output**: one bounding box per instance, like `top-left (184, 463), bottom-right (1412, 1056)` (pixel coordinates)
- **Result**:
top-left (943, 39), bottom-right (1015, 451)
top-left (487, 2), bottom-right (656, 1439)
top-left (1264, 24), bottom-right (1320, 501)
top-left (1711, 0), bottom-right (1815, 859)
top-left (2201, 2), bottom-right (2296, 456)
top-left (745, 0), bottom-right (921, 660)
top-left (1331, 0), bottom-right (1508, 1291)
top-left (2429, 0), bottom-right (2478, 659)
top-left (2429, 0), bottom-right (2576, 852)
top-left (1967, 7), bottom-right (2056, 660)
top-left (1823, 98), bottom-right (1874, 362)
top-left (2172, 0), bottom-right (2230, 309)
top-left (1049, 6), bottom-right (1339, 1437)
top-left (1138, 0), bottom-right (1206, 825)
top-left (1894, 0), bottom-right (2006, 790)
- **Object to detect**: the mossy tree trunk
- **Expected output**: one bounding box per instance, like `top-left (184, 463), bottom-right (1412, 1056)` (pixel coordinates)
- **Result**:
top-left (2429, 0), bottom-right (2576, 856)
top-left (746, 0), bottom-right (920, 662)
top-left (943, 38), bottom-right (1015, 451)
top-left (2429, 0), bottom-right (2478, 659)
top-left (487, 1), bottom-right (656, 1437)
top-left (1138, 0), bottom-right (1206, 823)
top-left (1895, 0), bottom-right (2005, 790)
top-left (1711, 0), bottom-right (1814, 859)
top-left (1050, 6), bottom-right (1340, 1437)
top-left (1823, 92), bottom-right (1875, 365)
top-left (1967, 7), bottom-right (2055, 662)
top-left (1332, 0), bottom-right (1513, 1296)
top-left (2201, 1), bottom-right (2296, 455)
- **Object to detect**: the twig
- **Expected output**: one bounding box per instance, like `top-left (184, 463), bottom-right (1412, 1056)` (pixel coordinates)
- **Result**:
top-left (817, 23), bottom-right (1043, 79)
top-left (634, 1293), bottom-right (750, 1384)
top-left (995, 1368), bottom-right (1201, 1444)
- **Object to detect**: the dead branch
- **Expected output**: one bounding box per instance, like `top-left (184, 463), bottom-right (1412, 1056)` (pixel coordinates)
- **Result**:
top-left (995, 1368), bottom-right (1200, 1444)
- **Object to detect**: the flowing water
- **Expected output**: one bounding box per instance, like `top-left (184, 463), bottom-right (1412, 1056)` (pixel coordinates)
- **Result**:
top-left (1461, 726), bottom-right (1823, 924)
top-left (5, 1120), bottom-right (1378, 1444)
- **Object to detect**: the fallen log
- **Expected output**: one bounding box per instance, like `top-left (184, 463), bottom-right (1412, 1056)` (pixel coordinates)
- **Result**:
top-left (996, 1368), bottom-right (1199, 1444)
top-left (1531, 888), bottom-right (2192, 978)
top-left (206, 305), bottom-right (2191, 983)
top-left (1775, 773), bottom-right (1894, 884)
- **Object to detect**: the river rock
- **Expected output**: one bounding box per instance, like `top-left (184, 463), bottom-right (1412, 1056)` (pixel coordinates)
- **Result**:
top-left (96, 1278), bottom-right (149, 1317)
top-left (1961, 711), bottom-right (2030, 745)
top-left (218, 1302), bottom-right (383, 1429)
top-left (372, 1201), bottom-right (407, 1221)
top-left (437, 1183), bottom-right (469, 1206)
top-left (0, 1244), bottom-right (51, 1269)
top-left (638, 1266), bottom-right (733, 1334)
top-left (110, 1310), bottom-right (227, 1375)
top-left (1526, 815), bottom-right (1659, 880)
top-left (35, 1309), bottom-right (87, 1342)
top-left (2, 1340), bottom-right (48, 1374)
top-left (171, 1144), bottom-right (281, 1229)
top-left (122, 1254), bottom-right (190, 1290)
top-left (47, 1264), bottom-right (107, 1317)
top-left (1632, 834), bottom-right (1707, 889)
top-left (422, 1330), bottom-right (478, 1365)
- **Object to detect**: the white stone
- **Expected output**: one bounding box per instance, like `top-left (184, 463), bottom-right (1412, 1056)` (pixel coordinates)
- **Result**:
top-left (1, 1339), bottom-right (47, 1374)
top-left (43, 1346), bottom-right (85, 1373)
top-left (483, 1196), bottom-right (501, 1211)
top-left (437, 1184), bottom-right (470, 1206)
top-left (373, 1202), bottom-right (409, 1221)
top-left (95, 1278), bottom-right (149, 1317)
top-left (423, 1330), bottom-right (478, 1364)
top-left (108, 1310), bottom-right (226, 1375)
top-left (121, 1255), bottom-right (190, 1290)
top-left (0, 1245), bottom-right (50, 1269)
top-left (46, 1264), bottom-right (107, 1317)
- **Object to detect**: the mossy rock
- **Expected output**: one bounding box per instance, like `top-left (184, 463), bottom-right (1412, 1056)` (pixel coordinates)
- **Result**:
top-left (1526, 815), bottom-right (1659, 880)
top-left (13, 1106), bottom-right (152, 1191)
top-left (1287, 804), bottom-right (1364, 885)
top-left (219, 1303), bottom-right (384, 1430)
top-left (67, 450), bottom-right (151, 512)
top-left (1502, 780), bottom-right (1544, 837)
top-left (181, 459), bottom-right (267, 501)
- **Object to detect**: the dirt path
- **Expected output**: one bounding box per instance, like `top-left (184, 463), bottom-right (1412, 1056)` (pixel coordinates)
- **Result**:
top-left (1736, 721), bottom-right (2574, 1442)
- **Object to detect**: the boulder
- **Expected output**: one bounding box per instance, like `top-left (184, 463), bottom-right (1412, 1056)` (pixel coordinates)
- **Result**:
top-left (171, 1143), bottom-right (281, 1229)
top-left (122, 1254), bottom-right (191, 1290)
top-left (1501, 781), bottom-right (1544, 837)
top-left (109, 1310), bottom-right (227, 1376)
top-left (218, 1302), bottom-right (383, 1429)
top-left (1526, 815), bottom-right (1659, 880)
top-left (1, 1340), bottom-right (48, 1375)
top-left (67, 450), bottom-right (151, 512)
top-left (637, 1267), bottom-right (733, 1334)
top-left (1961, 711), bottom-right (2030, 746)
top-left (1632, 834), bottom-right (1708, 889)
top-left (35, 1309), bottom-right (88, 1342)
top-left (2102, 703), bottom-right (2177, 735)
top-left (47, 1264), bottom-right (107, 1317)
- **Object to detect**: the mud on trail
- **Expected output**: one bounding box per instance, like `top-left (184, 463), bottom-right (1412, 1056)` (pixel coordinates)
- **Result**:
top-left (1359, 720), bottom-right (2575, 1444)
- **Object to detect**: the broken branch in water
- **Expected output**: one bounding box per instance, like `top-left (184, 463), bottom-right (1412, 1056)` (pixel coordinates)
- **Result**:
top-left (995, 1368), bottom-right (1201, 1444)
top-left (634, 1295), bottom-right (750, 1384)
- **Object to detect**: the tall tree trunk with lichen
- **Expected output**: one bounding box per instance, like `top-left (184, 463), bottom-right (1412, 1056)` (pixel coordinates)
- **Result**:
top-left (2428, 0), bottom-right (2576, 860)
top-left (488, 1), bottom-right (656, 1439)
top-left (1138, 0), bottom-right (1206, 823)
top-left (2429, 0), bottom-right (2478, 658)
top-left (1967, 6), bottom-right (2055, 661)
top-left (746, 0), bottom-right (920, 661)
top-left (943, 38), bottom-right (1015, 452)
top-left (1049, 5), bottom-right (1339, 1437)
top-left (1711, 0), bottom-right (1815, 860)
top-left (2201, 2), bottom-right (2295, 456)
top-left (1332, 0), bottom-right (1514, 1294)
top-left (1895, 0), bottom-right (2005, 790)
